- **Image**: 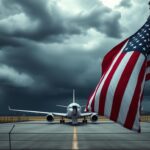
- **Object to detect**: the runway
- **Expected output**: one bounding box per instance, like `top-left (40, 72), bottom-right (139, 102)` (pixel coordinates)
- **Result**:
top-left (0, 121), bottom-right (150, 150)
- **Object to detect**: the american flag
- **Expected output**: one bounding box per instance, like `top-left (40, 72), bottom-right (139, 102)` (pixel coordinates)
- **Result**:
top-left (86, 17), bottom-right (150, 132)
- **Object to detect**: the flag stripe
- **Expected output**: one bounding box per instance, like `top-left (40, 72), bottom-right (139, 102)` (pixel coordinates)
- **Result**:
top-left (87, 90), bottom-right (97, 112)
top-left (99, 53), bottom-right (126, 115)
top-left (87, 75), bottom-right (104, 112)
top-left (86, 91), bottom-right (94, 112)
top-left (133, 72), bottom-right (146, 132)
top-left (96, 42), bottom-right (128, 114)
top-left (104, 52), bottom-right (133, 117)
top-left (110, 52), bottom-right (140, 121)
top-left (124, 60), bottom-right (146, 129)
top-left (91, 77), bottom-right (104, 112)
top-left (101, 39), bottom-right (128, 75)
top-left (117, 54), bottom-right (146, 126)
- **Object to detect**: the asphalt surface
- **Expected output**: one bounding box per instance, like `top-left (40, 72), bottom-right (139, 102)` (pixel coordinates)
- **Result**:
top-left (0, 121), bottom-right (150, 150)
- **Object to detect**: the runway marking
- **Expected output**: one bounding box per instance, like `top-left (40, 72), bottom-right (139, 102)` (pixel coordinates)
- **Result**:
top-left (72, 127), bottom-right (79, 150)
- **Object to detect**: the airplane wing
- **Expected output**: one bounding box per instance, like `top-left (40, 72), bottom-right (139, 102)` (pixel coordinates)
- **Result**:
top-left (52, 113), bottom-right (67, 117)
top-left (80, 112), bottom-right (97, 117)
top-left (8, 106), bottom-right (50, 115)
top-left (8, 106), bottom-right (67, 117)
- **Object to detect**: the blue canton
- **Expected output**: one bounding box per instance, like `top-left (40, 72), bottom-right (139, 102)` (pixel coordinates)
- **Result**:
top-left (123, 17), bottom-right (150, 56)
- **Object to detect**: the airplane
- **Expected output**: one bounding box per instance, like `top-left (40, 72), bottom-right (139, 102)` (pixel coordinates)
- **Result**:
top-left (8, 90), bottom-right (98, 124)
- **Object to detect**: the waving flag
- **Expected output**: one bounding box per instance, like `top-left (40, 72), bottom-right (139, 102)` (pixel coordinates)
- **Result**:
top-left (86, 17), bottom-right (150, 132)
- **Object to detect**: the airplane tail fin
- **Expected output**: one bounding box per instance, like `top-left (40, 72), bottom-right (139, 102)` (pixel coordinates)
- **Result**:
top-left (73, 89), bottom-right (75, 103)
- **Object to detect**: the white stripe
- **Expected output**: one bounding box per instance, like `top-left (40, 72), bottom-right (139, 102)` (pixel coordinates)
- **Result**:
top-left (94, 41), bottom-right (128, 113)
top-left (88, 93), bottom-right (94, 111)
top-left (133, 101), bottom-right (141, 131)
top-left (104, 52), bottom-right (133, 117)
top-left (133, 61), bottom-right (146, 131)
top-left (117, 54), bottom-right (145, 126)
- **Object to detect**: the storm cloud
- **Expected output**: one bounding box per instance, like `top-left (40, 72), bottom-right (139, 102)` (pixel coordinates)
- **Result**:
top-left (0, 0), bottom-right (149, 114)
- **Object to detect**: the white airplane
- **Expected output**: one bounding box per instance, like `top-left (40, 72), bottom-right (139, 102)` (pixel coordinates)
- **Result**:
top-left (8, 90), bottom-right (98, 124)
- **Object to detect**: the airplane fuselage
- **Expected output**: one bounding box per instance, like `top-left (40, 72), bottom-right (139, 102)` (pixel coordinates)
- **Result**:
top-left (67, 103), bottom-right (81, 123)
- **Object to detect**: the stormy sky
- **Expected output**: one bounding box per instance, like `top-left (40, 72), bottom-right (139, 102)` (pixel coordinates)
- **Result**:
top-left (0, 0), bottom-right (150, 115)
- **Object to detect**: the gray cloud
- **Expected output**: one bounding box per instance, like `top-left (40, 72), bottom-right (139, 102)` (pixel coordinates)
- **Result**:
top-left (0, 0), bottom-right (123, 44)
top-left (118, 0), bottom-right (132, 8)
top-left (74, 6), bottom-right (122, 38)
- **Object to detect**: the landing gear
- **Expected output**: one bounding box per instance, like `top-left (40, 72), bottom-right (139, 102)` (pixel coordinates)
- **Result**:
top-left (60, 117), bottom-right (65, 124)
top-left (82, 117), bottom-right (87, 124)
top-left (60, 120), bottom-right (65, 124)
top-left (82, 119), bottom-right (87, 124)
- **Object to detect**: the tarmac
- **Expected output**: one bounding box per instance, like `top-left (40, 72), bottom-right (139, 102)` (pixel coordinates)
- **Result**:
top-left (0, 121), bottom-right (150, 150)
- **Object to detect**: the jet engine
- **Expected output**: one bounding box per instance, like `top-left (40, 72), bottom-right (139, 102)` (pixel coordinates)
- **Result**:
top-left (90, 114), bottom-right (98, 122)
top-left (46, 114), bottom-right (54, 122)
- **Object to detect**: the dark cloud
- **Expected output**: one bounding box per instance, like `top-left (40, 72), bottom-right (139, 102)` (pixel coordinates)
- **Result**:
top-left (0, 36), bottom-right (100, 114)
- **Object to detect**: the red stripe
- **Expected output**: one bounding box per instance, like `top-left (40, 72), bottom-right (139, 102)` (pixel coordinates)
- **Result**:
top-left (91, 75), bottom-right (105, 112)
top-left (102, 39), bottom-right (128, 75)
top-left (146, 74), bottom-right (150, 80)
top-left (124, 60), bottom-right (146, 130)
top-left (110, 52), bottom-right (140, 121)
top-left (99, 53), bottom-right (126, 115)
